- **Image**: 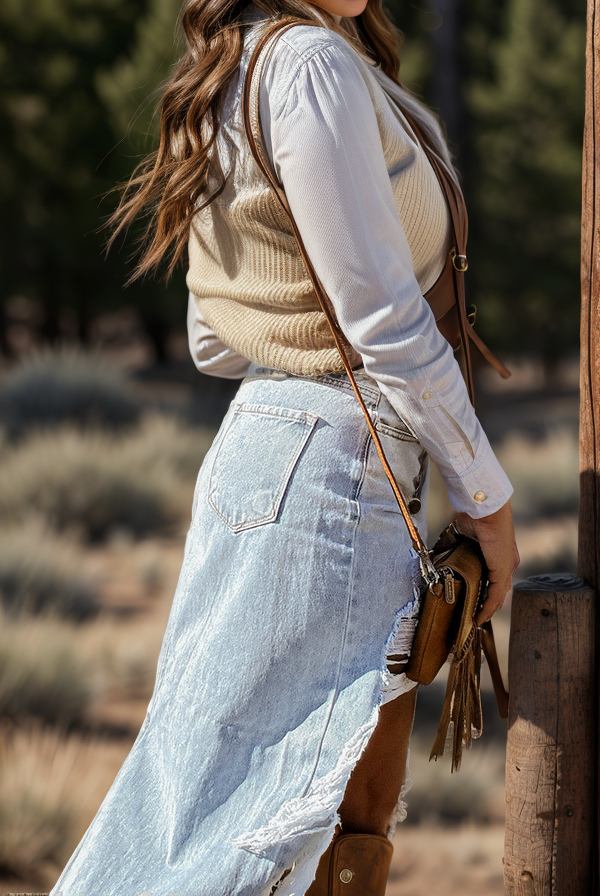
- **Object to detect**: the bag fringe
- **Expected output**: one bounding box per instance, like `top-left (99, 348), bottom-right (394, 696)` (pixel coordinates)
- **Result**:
top-left (429, 625), bottom-right (483, 772)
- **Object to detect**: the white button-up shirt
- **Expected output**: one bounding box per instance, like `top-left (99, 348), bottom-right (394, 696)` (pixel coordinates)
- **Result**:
top-left (187, 8), bottom-right (513, 519)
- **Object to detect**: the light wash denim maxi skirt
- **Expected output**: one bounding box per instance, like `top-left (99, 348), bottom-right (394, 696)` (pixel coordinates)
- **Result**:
top-left (50, 362), bottom-right (430, 896)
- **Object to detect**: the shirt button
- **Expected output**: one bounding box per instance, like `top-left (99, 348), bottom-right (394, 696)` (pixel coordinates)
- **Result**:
top-left (473, 490), bottom-right (487, 503)
top-left (422, 389), bottom-right (434, 400)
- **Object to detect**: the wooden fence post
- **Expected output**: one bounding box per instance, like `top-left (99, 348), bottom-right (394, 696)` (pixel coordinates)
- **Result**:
top-left (579, 0), bottom-right (600, 888)
top-left (579, 0), bottom-right (600, 600)
top-left (503, 574), bottom-right (596, 894)
top-left (504, 0), bottom-right (599, 888)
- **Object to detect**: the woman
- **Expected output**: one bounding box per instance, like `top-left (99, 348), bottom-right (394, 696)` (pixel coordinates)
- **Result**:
top-left (50, 1), bottom-right (519, 894)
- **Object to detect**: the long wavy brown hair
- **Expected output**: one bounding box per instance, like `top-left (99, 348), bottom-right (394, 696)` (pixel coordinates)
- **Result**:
top-left (107, 0), bottom-right (460, 283)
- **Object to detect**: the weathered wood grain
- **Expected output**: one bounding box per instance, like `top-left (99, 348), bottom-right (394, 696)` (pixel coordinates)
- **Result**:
top-left (504, 575), bottom-right (595, 895)
top-left (580, 0), bottom-right (600, 888)
top-left (579, 0), bottom-right (599, 593)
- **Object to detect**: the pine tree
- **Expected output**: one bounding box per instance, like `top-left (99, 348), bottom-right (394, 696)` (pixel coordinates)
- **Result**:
top-left (0, 0), bottom-right (185, 357)
top-left (464, 0), bottom-right (586, 366)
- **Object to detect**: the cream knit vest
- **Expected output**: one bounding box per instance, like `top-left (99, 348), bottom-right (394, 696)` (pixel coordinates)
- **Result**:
top-left (186, 14), bottom-right (452, 376)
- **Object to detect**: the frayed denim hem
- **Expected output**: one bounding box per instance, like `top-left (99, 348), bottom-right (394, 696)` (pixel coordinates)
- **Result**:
top-left (233, 548), bottom-right (424, 896)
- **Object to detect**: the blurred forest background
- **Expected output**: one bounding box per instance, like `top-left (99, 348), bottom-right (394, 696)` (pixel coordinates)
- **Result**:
top-left (0, 0), bottom-right (585, 367)
top-left (0, 0), bottom-right (585, 893)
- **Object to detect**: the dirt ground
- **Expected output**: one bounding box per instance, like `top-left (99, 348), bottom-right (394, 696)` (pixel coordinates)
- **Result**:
top-left (1, 828), bottom-right (507, 896)
top-left (388, 825), bottom-right (505, 895)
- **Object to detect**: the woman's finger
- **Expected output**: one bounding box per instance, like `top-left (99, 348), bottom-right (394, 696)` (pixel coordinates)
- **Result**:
top-left (475, 573), bottom-right (512, 624)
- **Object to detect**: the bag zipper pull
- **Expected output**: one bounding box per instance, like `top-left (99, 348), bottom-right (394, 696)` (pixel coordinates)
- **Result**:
top-left (441, 568), bottom-right (456, 604)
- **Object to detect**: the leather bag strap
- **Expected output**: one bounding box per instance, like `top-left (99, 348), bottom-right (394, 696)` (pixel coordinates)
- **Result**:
top-left (390, 106), bottom-right (476, 400)
top-left (392, 105), bottom-right (512, 388)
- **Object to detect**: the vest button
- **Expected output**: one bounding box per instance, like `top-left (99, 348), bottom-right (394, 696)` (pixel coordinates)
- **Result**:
top-left (339, 869), bottom-right (353, 883)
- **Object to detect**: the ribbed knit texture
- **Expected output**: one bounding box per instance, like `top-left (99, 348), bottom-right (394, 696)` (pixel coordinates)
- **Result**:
top-left (186, 21), bottom-right (452, 376)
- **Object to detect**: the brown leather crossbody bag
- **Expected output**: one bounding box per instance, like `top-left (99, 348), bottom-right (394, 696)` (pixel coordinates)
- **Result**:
top-left (242, 17), bottom-right (509, 771)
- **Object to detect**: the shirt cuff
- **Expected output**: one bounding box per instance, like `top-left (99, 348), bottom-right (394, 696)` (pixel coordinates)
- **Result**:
top-left (440, 431), bottom-right (514, 517)
top-left (377, 379), bottom-right (514, 518)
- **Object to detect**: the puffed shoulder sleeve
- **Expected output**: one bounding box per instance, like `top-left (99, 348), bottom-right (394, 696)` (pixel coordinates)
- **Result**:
top-left (258, 34), bottom-right (513, 518)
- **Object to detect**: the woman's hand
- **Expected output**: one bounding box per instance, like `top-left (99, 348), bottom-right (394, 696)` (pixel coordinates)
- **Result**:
top-left (452, 499), bottom-right (520, 625)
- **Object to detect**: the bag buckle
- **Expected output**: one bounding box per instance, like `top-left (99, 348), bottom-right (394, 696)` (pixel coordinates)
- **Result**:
top-left (450, 248), bottom-right (468, 272)
top-left (434, 565), bottom-right (456, 603)
top-left (418, 549), bottom-right (441, 588)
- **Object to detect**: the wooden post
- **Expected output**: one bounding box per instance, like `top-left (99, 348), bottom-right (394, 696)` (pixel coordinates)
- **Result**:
top-left (504, 0), bottom-right (599, 889)
top-left (580, 0), bottom-right (600, 888)
top-left (579, 0), bottom-right (600, 599)
top-left (504, 574), bottom-right (596, 895)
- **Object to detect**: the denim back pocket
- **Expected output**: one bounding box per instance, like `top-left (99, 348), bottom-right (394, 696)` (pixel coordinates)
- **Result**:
top-left (375, 390), bottom-right (420, 443)
top-left (207, 401), bottom-right (319, 532)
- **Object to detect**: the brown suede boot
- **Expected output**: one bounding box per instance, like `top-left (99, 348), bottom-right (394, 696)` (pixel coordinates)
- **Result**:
top-left (305, 827), bottom-right (393, 896)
